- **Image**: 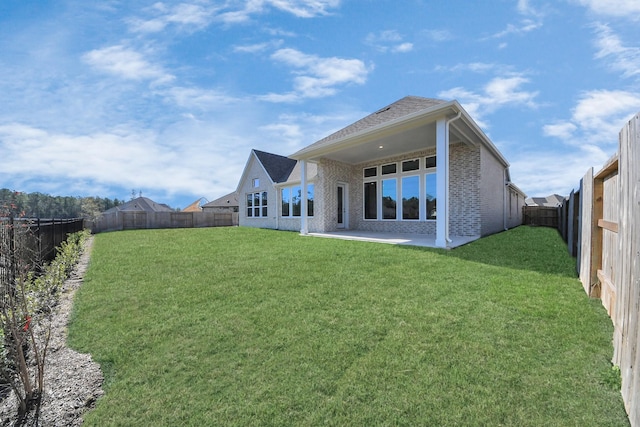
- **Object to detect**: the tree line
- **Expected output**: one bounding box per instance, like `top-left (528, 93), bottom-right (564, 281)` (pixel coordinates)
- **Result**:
top-left (0, 188), bottom-right (122, 219)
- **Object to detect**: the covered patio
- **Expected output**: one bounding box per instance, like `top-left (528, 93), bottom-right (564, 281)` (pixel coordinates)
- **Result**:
top-left (306, 230), bottom-right (480, 249)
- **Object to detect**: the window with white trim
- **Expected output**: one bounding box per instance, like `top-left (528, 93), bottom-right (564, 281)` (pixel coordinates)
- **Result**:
top-left (363, 157), bottom-right (437, 221)
top-left (246, 191), bottom-right (267, 217)
top-left (281, 184), bottom-right (314, 217)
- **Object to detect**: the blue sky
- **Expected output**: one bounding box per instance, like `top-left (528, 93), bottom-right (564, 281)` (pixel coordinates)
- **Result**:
top-left (1, 0), bottom-right (639, 209)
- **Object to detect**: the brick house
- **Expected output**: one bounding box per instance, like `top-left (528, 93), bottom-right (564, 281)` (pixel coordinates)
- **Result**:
top-left (237, 96), bottom-right (526, 248)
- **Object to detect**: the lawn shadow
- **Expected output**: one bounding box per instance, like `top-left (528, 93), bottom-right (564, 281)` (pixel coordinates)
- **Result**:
top-left (398, 226), bottom-right (579, 278)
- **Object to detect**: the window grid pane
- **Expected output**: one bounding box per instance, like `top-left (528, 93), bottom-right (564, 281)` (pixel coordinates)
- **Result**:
top-left (402, 176), bottom-right (419, 220)
top-left (426, 174), bottom-right (437, 219)
top-left (364, 182), bottom-right (377, 219)
top-left (382, 178), bottom-right (397, 220)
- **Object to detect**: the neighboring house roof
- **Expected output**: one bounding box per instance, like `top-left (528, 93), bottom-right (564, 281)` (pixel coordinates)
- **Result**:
top-left (526, 194), bottom-right (566, 207)
top-left (182, 198), bottom-right (205, 212)
top-left (202, 192), bottom-right (238, 208)
top-left (253, 150), bottom-right (298, 183)
top-left (103, 197), bottom-right (174, 214)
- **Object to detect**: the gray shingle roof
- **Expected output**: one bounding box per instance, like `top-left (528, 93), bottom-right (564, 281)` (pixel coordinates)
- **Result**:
top-left (202, 192), bottom-right (238, 208)
top-left (253, 149), bottom-right (298, 183)
top-left (103, 197), bottom-right (174, 213)
top-left (294, 96), bottom-right (446, 154)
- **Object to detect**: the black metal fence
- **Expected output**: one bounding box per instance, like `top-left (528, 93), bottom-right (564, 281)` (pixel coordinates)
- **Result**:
top-left (0, 217), bottom-right (85, 285)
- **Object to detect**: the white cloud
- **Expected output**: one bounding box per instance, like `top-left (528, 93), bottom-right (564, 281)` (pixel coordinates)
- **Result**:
top-left (542, 90), bottom-right (640, 160)
top-left (0, 120), bottom-right (251, 203)
top-left (510, 145), bottom-right (609, 196)
top-left (592, 23), bottom-right (640, 78)
top-left (393, 42), bottom-right (414, 53)
top-left (574, 0), bottom-right (640, 18)
top-left (127, 2), bottom-right (221, 32)
top-left (543, 122), bottom-right (578, 139)
top-left (217, 0), bottom-right (341, 22)
top-left (439, 75), bottom-right (539, 127)
top-left (436, 62), bottom-right (502, 73)
top-left (262, 48), bottom-right (370, 101)
top-left (423, 29), bottom-right (453, 42)
top-left (267, 0), bottom-right (340, 18)
top-left (486, 0), bottom-right (544, 40)
top-left (83, 45), bottom-right (174, 84)
top-left (162, 87), bottom-right (240, 110)
top-left (489, 19), bottom-right (542, 39)
top-left (365, 30), bottom-right (414, 53)
top-left (233, 39), bottom-right (284, 53)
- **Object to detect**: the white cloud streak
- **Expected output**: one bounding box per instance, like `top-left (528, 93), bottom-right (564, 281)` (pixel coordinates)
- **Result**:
top-left (573, 0), bottom-right (640, 19)
top-left (261, 48), bottom-right (370, 101)
top-left (365, 30), bottom-right (414, 53)
top-left (439, 75), bottom-right (539, 127)
top-left (544, 90), bottom-right (640, 145)
top-left (83, 45), bottom-right (174, 84)
top-left (592, 23), bottom-right (640, 78)
top-left (128, 0), bottom-right (341, 31)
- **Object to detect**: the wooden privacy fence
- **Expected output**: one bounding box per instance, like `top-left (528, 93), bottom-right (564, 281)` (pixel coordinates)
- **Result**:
top-left (575, 113), bottom-right (640, 426)
top-left (91, 211), bottom-right (239, 233)
top-left (522, 206), bottom-right (559, 228)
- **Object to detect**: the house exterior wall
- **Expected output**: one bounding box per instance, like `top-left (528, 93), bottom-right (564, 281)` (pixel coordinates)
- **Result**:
top-left (449, 143), bottom-right (481, 237)
top-left (306, 145), bottom-right (486, 236)
top-left (316, 158), bottom-right (358, 232)
top-left (479, 146), bottom-right (508, 236)
top-left (273, 178), bottom-right (322, 233)
top-left (238, 155), bottom-right (278, 229)
top-left (506, 186), bottom-right (525, 229)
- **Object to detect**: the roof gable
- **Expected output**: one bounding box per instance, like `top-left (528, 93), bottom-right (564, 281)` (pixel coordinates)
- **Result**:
top-left (294, 96), bottom-right (446, 156)
top-left (253, 149), bottom-right (297, 183)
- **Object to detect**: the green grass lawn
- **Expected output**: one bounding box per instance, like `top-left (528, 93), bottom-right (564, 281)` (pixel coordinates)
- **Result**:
top-left (68, 226), bottom-right (629, 426)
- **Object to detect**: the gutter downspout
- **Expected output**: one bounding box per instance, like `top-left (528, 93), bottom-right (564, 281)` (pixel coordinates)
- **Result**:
top-left (300, 160), bottom-right (308, 235)
top-left (444, 111), bottom-right (462, 244)
top-left (503, 168), bottom-right (508, 231)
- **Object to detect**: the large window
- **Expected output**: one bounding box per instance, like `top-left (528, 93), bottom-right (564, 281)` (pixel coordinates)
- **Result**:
top-left (426, 173), bottom-right (437, 220)
top-left (363, 156), bottom-right (437, 221)
top-left (402, 175), bottom-right (419, 220)
top-left (247, 192), bottom-right (267, 217)
top-left (281, 184), bottom-right (314, 217)
top-left (382, 179), bottom-right (397, 219)
top-left (364, 181), bottom-right (377, 219)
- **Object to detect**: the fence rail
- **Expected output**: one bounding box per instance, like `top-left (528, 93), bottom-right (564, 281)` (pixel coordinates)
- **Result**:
top-left (91, 211), bottom-right (238, 233)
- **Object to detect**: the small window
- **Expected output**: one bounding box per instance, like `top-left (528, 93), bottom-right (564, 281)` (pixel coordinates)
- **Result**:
top-left (252, 178), bottom-right (260, 188)
top-left (425, 156), bottom-right (436, 169)
top-left (402, 159), bottom-right (419, 172)
top-left (381, 163), bottom-right (397, 175)
top-left (364, 167), bottom-right (377, 178)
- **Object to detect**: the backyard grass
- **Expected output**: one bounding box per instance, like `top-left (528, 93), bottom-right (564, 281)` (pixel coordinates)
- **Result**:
top-left (68, 226), bottom-right (629, 426)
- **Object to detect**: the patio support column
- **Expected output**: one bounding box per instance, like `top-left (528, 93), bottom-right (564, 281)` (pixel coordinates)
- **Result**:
top-left (435, 117), bottom-right (448, 248)
top-left (300, 160), bottom-right (308, 235)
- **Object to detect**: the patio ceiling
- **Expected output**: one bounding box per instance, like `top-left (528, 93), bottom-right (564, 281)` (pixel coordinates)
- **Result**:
top-left (292, 101), bottom-right (491, 165)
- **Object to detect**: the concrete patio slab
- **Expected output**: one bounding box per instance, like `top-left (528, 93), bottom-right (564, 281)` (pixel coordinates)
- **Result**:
top-left (305, 231), bottom-right (479, 249)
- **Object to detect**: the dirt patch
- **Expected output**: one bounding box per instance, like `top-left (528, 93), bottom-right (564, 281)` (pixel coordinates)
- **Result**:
top-left (1, 236), bottom-right (104, 426)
